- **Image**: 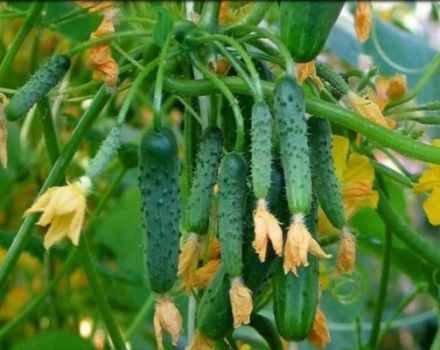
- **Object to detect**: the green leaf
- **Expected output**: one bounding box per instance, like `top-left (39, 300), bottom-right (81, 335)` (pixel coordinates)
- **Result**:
top-left (152, 7), bottom-right (173, 48)
top-left (12, 331), bottom-right (95, 350)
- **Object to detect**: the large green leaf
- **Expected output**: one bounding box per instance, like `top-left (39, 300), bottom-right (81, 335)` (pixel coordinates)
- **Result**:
top-left (12, 331), bottom-right (95, 350)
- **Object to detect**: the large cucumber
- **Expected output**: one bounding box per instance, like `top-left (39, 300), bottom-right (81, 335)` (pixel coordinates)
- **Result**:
top-left (273, 198), bottom-right (319, 340)
top-left (251, 101), bottom-right (272, 200)
top-left (139, 128), bottom-right (180, 293)
top-left (186, 126), bottom-right (224, 234)
top-left (280, 2), bottom-right (345, 62)
top-left (308, 117), bottom-right (345, 229)
top-left (274, 76), bottom-right (311, 215)
top-left (217, 152), bottom-right (248, 277)
top-left (5, 55), bottom-right (71, 121)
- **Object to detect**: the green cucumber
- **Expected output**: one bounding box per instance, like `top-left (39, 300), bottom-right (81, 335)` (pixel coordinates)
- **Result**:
top-left (251, 101), bottom-right (272, 200)
top-left (250, 313), bottom-right (283, 350)
top-left (274, 76), bottom-right (311, 215)
top-left (197, 265), bottom-right (233, 340)
top-left (308, 117), bottom-right (345, 229)
top-left (186, 126), bottom-right (223, 234)
top-left (273, 198), bottom-right (319, 341)
top-left (217, 152), bottom-right (248, 277)
top-left (139, 128), bottom-right (180, 294)
top-left (5, 55), bottom-right (71, 121)
top-left (280, 2), bottom-right (345, 62)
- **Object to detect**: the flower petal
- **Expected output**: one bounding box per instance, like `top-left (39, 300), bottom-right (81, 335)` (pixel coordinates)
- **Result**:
top-left (154, 297), bottom-right (183, 350)
top-left (332, 135), bottom-right (350, 181)
top-left (178, 234), bottom-right (200, 292)
top-left (413, 166), bottom-right (440, 193)
top-left (308, 305), bottom-right (331, 348)
top-left (423, 187), bottom-right (440, 226)
top-left (229, 277), bottom-right (253, 328)
top-left (343, 153), bottom-right (375, 186)
top-left (44, 214), bottom-right (71, 250)
top-left (355, 1), bottom-right (372, 43)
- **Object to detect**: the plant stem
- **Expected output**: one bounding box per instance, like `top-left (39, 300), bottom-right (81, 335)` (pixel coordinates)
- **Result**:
top-left (189, 54), bottom-right (244, 151)
top-left (198, 1), bottom-right (220, 33)
top-left (367, 224), bottom-right (392, 350)
top-left (78, 235), bottom-right (127, 350)
top-left (377, 193), bottom-right (440, 269)
top-left (377, 283), bottom-right (427, 346)
top-left (0, 2), bottom-right (44, 85)
top-left (370, 160), bottom-right (413, 188)
top-left (386, 52), bottom-right (440, 109)
top-left (0, 249), bottom-right (78, 341)
top-left (123, 295), bottom-right (155, 341)
top-left (153, 36), bottom-right (172, 129)
top-left (163, 76), bottom-right (440, 164)
top-left (0, 86), bottom-right (110, 297)
top-left (37, 98), bottom-right (60, 166)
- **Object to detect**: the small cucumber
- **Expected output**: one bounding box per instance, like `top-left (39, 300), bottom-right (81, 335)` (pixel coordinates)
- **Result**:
top-left (251, 101), bottom-right (273, 200)
top-left (197, 265), bottom-right (233, 340)
top-left (250, 313), bottom-right (283, 350)
top-left (186, 126), bottom-right (223, 234)
top-left (273, 198), bottom-right (319, 341)
top-left (217, 152), bottom-right (247, 277)
top-left (5, 55), bottom-right (70, 121)
top-left (308, 117), bottom-right (345, 229)
top-left (280, 2), bottom-right (345, 62)
top-left (139, 128), bottom-right (180, 294)
top-left (274, 76), bottom-right (312, 215)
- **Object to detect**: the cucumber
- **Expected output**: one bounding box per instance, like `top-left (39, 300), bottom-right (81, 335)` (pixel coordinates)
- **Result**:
top-left (197, 265), bottom-right (234, 340)
top-left (274, 76), bottom-right (311, 215)
top-left (273, 198), bottom-right (319, 341)
top-left (251, 101), bottom-right (272, 200)
top-left (139, 128), bottom-right (180, 294)
top-left (250, 313), bottom-right (283, 350)
top-left (5, 55), bottom-right (71, 121)
top-left (308, 117), bottom-right (345, 229)
top-left (186, 126), bottom-right (223, 234)
top-left (217, 152), bottom-right (248, 277)
top-left (280, 2), bottom-right (345, 62)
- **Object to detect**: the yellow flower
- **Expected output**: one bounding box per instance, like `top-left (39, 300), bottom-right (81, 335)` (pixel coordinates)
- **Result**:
top-left (24, 177), bottom-right (91, 250)
top-left (346, 91), bottom-right (389, 128)
top-left (75, 1), bottom-right (114, 13)
top-left (354, 1), bottom-right (372, 43)
top-left (253, 199), bottom-right (283, 262)
top-left (308, 305), bottom-right (331, 348)
top-left (153, 296), bottom-right (183, 350)
top-left (284, 214), bottom-right (331, 276)
top-left (0, 93), bottom-right (7, 168)
top-left (413, 140), bottom-right (440, 225)
top-left (89, 9), bottom-right (119, 88)
top-left (178, 233), bottom-right (200, 292)
top-left (335, 228), bottom-right (356, 275)
top-left (193, 259), bottom-right (220, 289)
top-left (318, 136), bottom-right (378, 234)
top-left (368, 74), bottom-right (407, 111)
top-left (296, 61), bottom-right (324, 90)
top-left (229, 277), bottom-right (253, 328)
top-left (186, 330), bottom-right (214, 350)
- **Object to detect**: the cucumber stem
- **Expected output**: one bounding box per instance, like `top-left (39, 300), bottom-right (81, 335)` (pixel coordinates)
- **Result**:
top-left (0, 2), bottom-right (45, 85)
top-left (189, 53), bottom-right (244, 152)
top-left (37, 98), bottom-right (60, 166)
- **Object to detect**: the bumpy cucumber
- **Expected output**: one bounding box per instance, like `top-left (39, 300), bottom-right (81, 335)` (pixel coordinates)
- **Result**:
top-left (274, 76), bottom-right (312, 215)
top-left (5, 55), bottom-right (71, 121)
top-left (139, 128), bottom-right (180, 294)
top-left (197, 265), bottom-right (233, 340)
top-left (273, 199), bottom-right (319, 341)
top-left (308, 117), bottom-right (345, 229)
top-left (186, 126), bottom-right (223, 234)
top-left (217, 152), bottom-right (247, 277)
top-left (280, 2), bottom-right (345, 62)
top-left (251, 101), bottom-right (272, 200)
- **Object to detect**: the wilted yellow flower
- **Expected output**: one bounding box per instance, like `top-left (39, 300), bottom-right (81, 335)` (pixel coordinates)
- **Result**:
top-left (368, 75), bottom-right (407, 111)
top-left (153, 296), bottom-right (183, 350)
top-left (253, 199), bottom-right (283, 262)
top-left (297, 61), bottom-right (324, 90)
top-left (89, 10), bottom-right (119, 88)
top-left (413, 140), bottom-right (440, 225)
top-left (229, 277), bottom-right (253, 328)
top-left (178, 233), bottom-right (200, 292)
top-left (75, 1), bottom-right (113, 13)
top-left (193, 259), bottom-right (220, 289)
top-left (283, 214), bottom-right (331, 276)
top-left (335, 228), bottom-right (356, 275)
top-left (186, 330), bottom-right (214, 350)
top-left (355, 1), bottom-right (372, 43)
top-left (346, 91), bottom-right (389, 128)
top-left (0, 93), bottom-right (7, 168)
top-left (219, 1), bottom-right (252, 25)
top-left (24, 176), bottom-right (91, 250)
top-left (308, 305), bottom-right (331, 348)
